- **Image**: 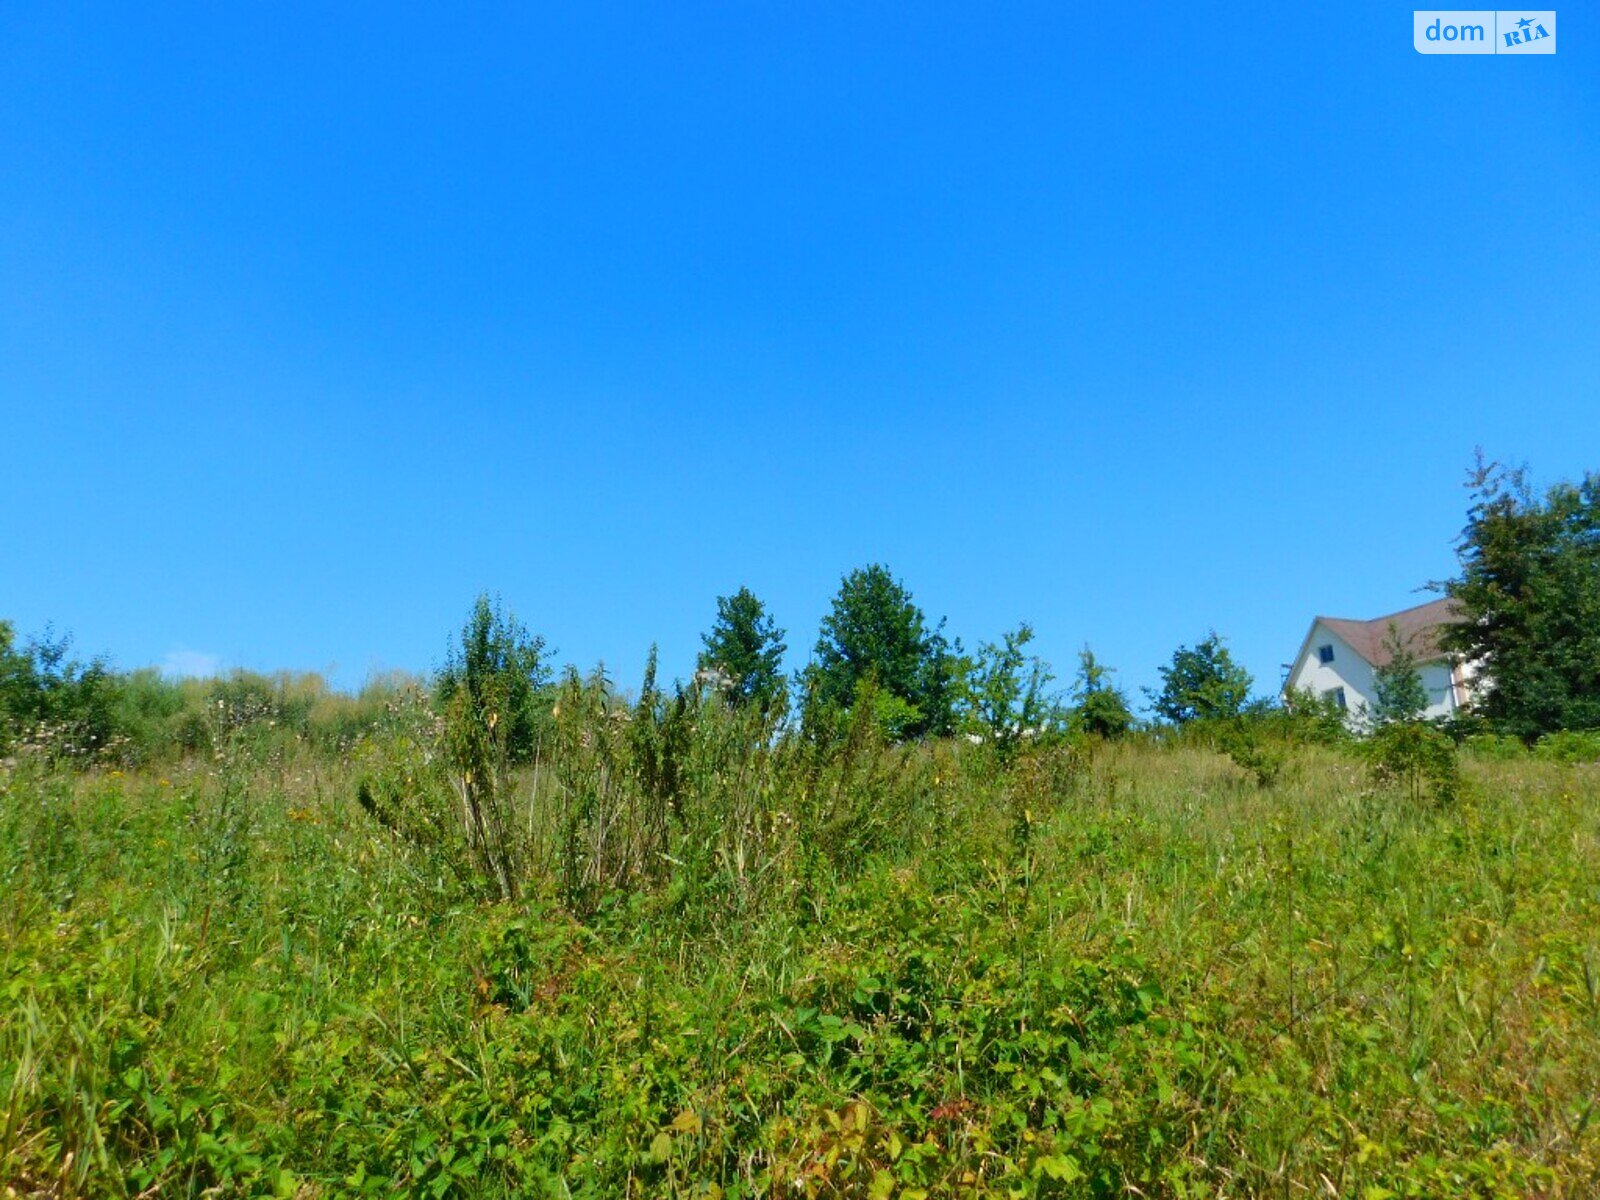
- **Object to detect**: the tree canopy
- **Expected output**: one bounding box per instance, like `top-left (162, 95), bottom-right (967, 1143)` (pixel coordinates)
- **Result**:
top-left (1442, 459), bottom-right (1600, 740)
top-left (805, 564), bottom-right (956, 738)
top-left (961, 623), bottom-right (1057, 760)
top-left (0, 622), bottom-right (116, 758)
top-left (1071, 648), bottom-right (1135, 739)
top-left (436, 595), bottom-right (551, 765)
top-left (1149, 633), bottom-right (1253, 725)
top-left (698, 587), bottom-right (788, 713)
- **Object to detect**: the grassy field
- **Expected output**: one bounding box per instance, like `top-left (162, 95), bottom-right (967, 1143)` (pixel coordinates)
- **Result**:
top-left (3, 726), bottom-right (1599, 1198)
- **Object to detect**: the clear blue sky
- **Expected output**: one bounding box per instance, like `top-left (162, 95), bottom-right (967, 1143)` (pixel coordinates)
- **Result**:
top-left (2, 3), bottom-right (1595, 706)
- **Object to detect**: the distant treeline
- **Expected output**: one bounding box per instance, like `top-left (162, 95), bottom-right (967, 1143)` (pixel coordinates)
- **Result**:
top-left (3, 457), bottom-right (1596, 766)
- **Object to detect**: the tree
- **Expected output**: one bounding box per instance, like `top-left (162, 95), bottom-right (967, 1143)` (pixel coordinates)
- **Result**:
top-left (1365, 721), bottom-right (1460, 806)
top-left (805, 564), bottom-right (956, 739)
top-left (1442, 457), bottom-right (1600, 740)
top-left (0, 621), bottom-right (26, 754)
top-left (1149, 632), bottom-right (1253, 725)
top-left (1070, 648), bottom-right (1134, 739)
top-left (434, 595), bottom-right (553, 900)
top-left (1371, 621), bottom-right (1429, 726)
top-left (698, 587), bottom-right (788, 713)
top-left (0, 622), bottom-right (116, 759)
top-left (963, 623), bottom-right (1057, 761)
top-left (436, 595), bottom-right (552, 766)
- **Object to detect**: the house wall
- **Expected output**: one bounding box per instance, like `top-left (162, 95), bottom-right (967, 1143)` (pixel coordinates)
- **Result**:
top-left (1285, 624), bottom-right (1377, 717)
top-left (1418, 661), bottom-right (1462, 718)
top-left (1454, 656), bottom-right (1482, 707)
top-left (1285, 620), bottom-right (1462, 725)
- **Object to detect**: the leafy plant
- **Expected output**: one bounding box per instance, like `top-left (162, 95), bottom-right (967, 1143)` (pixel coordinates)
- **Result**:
top-left (1148, 632), bottom-right (1253, 725)
top-left (1216, 718), bottom-right (1285, 788)
top-left (436, 594), bottom-right (552, 766)
top-left (1371, 621), bottom-right (1430, 726)
top-left (1069, 647), bottom-right (1134, 739)
top-left (0, 622), bottom-right (118, 761)
top-left (1279, 686), bottom-right (1352, 744)
top-left (697, 586), bottom-right (789, 714)
top-left (436, 595), bottom-right (552, 899)
top-left (1532, 728), bottom-right (1600, 764)
top-left (1442, 455), bottom-right (1600, 740)
top-left (961, 622), bottom-right (1058, 762)
top-left (1364, 719), bottom-right (1460, 804)
top-left (1461, 731), bottom-right (1529, 761)
top-left (803, 565), bottom-right (957, 740)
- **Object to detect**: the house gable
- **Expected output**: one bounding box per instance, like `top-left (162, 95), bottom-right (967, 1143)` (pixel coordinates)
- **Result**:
top-left (1284, 597), bottom-right (1470, 723)
top-left (1285, 620), bottom-right (1378, 713)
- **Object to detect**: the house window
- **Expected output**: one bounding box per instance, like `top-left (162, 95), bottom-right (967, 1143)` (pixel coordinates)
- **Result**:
top-left (1317, 644), bottom-right (1335, 665)
top-left (1325, 686), bottom-right (1347, 710)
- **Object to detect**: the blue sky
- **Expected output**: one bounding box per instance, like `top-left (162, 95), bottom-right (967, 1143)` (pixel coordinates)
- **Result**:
top-left (2, 3), bottom-right (1595, 706)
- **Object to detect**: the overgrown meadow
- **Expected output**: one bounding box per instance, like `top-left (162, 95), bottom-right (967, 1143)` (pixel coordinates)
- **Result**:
top-left (4, 672), bottom-right (1599, 1199)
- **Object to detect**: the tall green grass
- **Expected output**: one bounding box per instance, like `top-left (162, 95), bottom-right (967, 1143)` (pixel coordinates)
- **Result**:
top-left (2, 719), bottom-right (1598, 1197)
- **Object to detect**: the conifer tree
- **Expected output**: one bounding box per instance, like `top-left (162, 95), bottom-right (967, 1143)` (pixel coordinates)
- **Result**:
top-left (1443, 458), bottom-right (1600, 739)
top-left (805, 564), bottom-right (955, 738)
top-left (698, 587), bottom-right (788, 713)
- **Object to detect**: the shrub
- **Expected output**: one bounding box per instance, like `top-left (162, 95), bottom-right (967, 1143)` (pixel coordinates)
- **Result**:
top-left (436, 594), bottom-right (552, 767)
top-left (353, 686), bottom-right (474, 892)
top-left (1216, 718), bottom-right (1286, 788)
top-left (1532, 729), bottom-right (1600, 764)
top-left (437, 596), bottom-right (551, 899)
top-left (103, 669), bottom-right (186, 762)
top-left (1271, 689), bottom-right (1352, 746)
top-left (1069, 648), bottom-right (1135, 740)
top-left (1462, 732), bottom-right (1529, 761)
top-left (960, 623), bottom-right (1063, 763)
top-left (0, 623), bottom-right (118, 762)
top-left (1364, 721), bottom-right (1460, 804)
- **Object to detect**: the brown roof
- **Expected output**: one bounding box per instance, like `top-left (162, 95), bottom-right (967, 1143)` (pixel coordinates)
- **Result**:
top-left (1317, 597), bottom-right (1465, 667)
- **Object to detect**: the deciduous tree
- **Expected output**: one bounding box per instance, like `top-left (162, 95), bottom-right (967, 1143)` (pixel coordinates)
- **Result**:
top-left (1149, 633), bottom-right (1253, 725)
top-left (963, 623), bottom-right (1057, 760)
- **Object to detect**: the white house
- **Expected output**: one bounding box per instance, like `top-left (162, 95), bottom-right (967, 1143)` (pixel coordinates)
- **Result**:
top-left (1283, 597), bottom-right (1473, 724)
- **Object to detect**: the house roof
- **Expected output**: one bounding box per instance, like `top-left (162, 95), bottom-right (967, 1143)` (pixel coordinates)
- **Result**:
top-left (1315, 597), bottom-right (1465, 667)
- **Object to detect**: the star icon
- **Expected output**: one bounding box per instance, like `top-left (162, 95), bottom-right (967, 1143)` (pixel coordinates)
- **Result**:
top-left (1517, 16), bottom-right (1533, 28)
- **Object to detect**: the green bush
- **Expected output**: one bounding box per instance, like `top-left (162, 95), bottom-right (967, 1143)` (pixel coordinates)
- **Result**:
top-left (103, 669), bottom-right (187, 762)
top-left (1069, 649), bottom-right (1135, 740)
top-left (0, 622), bottom-right (118, 761)
top-left (1216, 718), bottom-right (1286, 788)
top-left (1462, 731), bottom-right (1529, 761)
top-left (1532, 728), bottom-right (1600, 764)
top-left (1364, 720), bottom-right (1460, 804)
top-left (1149, 632), bottom-right (1253, 725)
top-left (436, 595), bottom-right (552, 767)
